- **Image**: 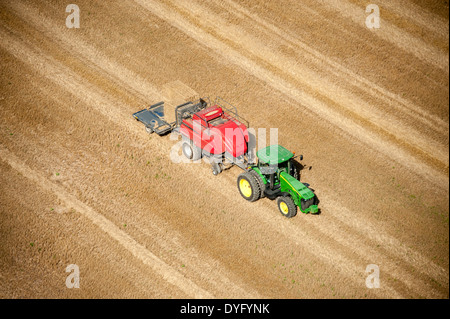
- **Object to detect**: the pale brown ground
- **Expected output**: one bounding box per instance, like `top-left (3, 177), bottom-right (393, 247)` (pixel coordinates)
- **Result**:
top-left (0, 0), bottom-right (448, 299)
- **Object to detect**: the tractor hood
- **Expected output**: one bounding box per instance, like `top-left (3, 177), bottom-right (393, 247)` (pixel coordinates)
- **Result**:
top-left (279, 171), bottom-right (318, 213)
top-left (280, 171), bottom-right (315, 200)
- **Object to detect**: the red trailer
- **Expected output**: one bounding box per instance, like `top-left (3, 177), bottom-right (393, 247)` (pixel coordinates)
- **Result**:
top-left (133, 97), bottom-right (251, 175)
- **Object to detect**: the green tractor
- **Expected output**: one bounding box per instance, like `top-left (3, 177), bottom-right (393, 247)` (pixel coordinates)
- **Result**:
top-left (237, 145), bottom-right (319, 218)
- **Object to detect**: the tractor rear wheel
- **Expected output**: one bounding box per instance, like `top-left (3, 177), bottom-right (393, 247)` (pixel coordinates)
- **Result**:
top-left (277, 196), bottom-right (297, 218)
top-left (237, 172), bottom-right (261, 202)
top-left (248, 169), bottom-right (265, 198)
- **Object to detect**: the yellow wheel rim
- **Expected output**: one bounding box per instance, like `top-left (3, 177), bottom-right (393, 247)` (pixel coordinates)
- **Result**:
top-left (239, 179), bottom-right (252, 198)
top-left (279, 201), bottom-right (289, 215)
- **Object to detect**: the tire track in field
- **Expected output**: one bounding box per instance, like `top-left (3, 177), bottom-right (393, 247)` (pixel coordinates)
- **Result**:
top-left (217, 0), bottom-right (448, 135)
top-left (0, 11), bottom-right (264, 296)
top-left (217, 165), bottom-right (448, 298)
top-left (307, 196), bottom-right (449, 297)
top-left (0, 23), bottom-right (260, 298)
top-left (171, 0), bottom-right (448, 177)
top-left (3, 1), bottom-right (446, 297)
top-left (0, 145), bottom-right (212, 298)
top-left (212, 172), bottom-right (405, 298)
top-left (323, 0), bottom-right (449, 73)
top-left (0, 14), bottom-right (388, 298)
top-left (185, 1), bottom-right (449, 293)
top-left (133, 0), bottom-right (448, 189)
top-left (375, 0), bottom-right (449, 40)
top-left (133, 0), bottom-right (448, 296)
top-left (18, 0), bottom-right (442, 298)
top-left (0, 5), bottom-right (257, 298)
top-left (5, 1), bottom-right (162, 106)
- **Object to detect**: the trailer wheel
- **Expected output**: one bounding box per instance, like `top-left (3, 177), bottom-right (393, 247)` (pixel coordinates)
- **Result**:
top-left (237, 172), bottom-right (261, 202)
top-left (211, 162), bottom-right (222, 176)
top-left (277, 196), bottom-right (297, 218)
top-left (182, 142), bottom-right (201, 161)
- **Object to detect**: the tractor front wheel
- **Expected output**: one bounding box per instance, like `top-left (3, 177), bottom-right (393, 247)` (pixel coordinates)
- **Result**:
top-left (277, 196), bottom-right (297, 218)
top-left (237, 172), bottom-right (261, 202)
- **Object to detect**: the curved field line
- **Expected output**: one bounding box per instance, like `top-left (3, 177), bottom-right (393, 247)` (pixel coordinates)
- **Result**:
top-left (376, 0), bottom-right (449, 39)
top-left (134, 0), bottom-right (448, 191)
top-left (0, 145), bottom-right (213, 298)
top-left (309, 195), bottom-right (449, 297)
top-left (0, 25), bottom-right (263, 298)
top-left (217, 0), bottom-right (449, 134)
top-left (237, 197), bottom-right (405, 298)
top-left (132, 0), bottom-right (448, 296)
top-left (322, 0), bottom-right (449, 73)
top-left (2, 1), bottom-right (447, 298)
top-left (5, 2), bottom-right (162, 106)
top-left (0, 20), bottom-right (262, 297)
top-left (172, 0), bottom-right (449, 176)
top-left (0, 20), bottom-right (392, 298)
top-left (219, 168), bottom-right (449, 298)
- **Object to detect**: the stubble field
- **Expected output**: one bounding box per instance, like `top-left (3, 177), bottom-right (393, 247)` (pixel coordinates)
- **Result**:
top-left (0, 0), bottom-right (448, 298)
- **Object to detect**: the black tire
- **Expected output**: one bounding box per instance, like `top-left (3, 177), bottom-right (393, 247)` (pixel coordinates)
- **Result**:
top-left (211, 162), bottom-right (222, 175)
top-left (182, 141), bottom-right (202, 161)
top-left (248, 169), bottom-right (265, 198)
top-left (277, 196), bottom-right (297, 218)
top-left (237, 172), bottom-right (261, 202)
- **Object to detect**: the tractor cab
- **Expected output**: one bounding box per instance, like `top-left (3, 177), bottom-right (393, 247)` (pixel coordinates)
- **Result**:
top-left (256, 145), bottom-right (298, 188)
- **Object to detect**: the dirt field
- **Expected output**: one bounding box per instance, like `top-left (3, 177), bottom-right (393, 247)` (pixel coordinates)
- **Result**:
top-left (0, 0), bottom-right (448, 299)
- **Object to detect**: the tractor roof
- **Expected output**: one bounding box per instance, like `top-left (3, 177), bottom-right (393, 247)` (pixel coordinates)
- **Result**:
top-left (257, 145), bottom-right (294, 165)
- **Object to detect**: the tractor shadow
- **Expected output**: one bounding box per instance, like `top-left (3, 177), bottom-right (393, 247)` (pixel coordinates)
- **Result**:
top-left (291, 158), bottom-right (311, 181)
top-left (292, 159), bottom-right (321, 215)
